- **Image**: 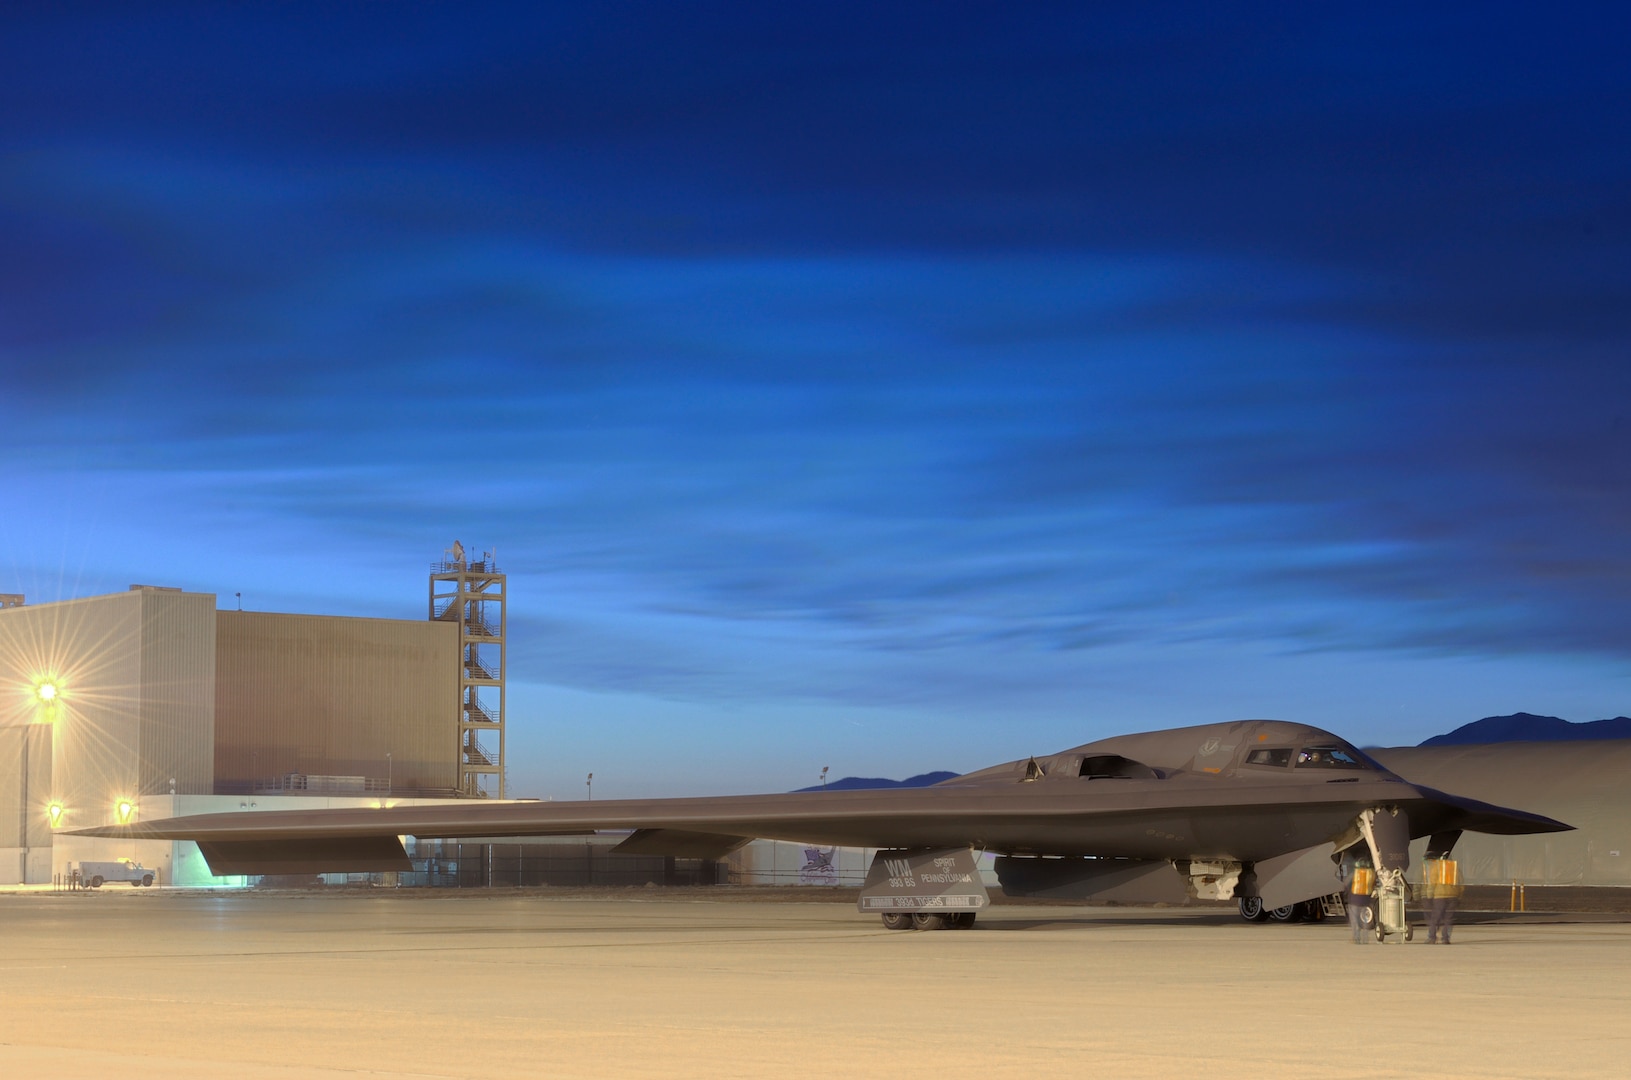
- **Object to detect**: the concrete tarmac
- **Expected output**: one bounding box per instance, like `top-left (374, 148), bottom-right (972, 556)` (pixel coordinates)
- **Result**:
top-left (2, 889), bottom-right (1628, 1079)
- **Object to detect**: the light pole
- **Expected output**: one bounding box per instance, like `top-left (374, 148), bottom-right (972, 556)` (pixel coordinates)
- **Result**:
top-left (820, 766), bottom-right (829, 790)
top-left (19, 725), bottom-right (30, 883)
top-left (25, 681), bottom-right (60, 885)
top-left (586, 773), bottom-right (593, 801)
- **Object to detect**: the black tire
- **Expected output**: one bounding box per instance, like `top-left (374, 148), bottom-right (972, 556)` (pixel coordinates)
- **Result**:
top-left (140, 875), bottom-right (154, 887)
top-left (89, 875), bottom-right (104, 888)
top-left (1266, 904), bottom-right (1301, 923)
top-left (1297, 900), bottom-right (1325, 923)
top-left (880, 912), bottom-right (912, 930)
top-left (1358, 903), bottom-right (1376, 929)
top-left (1237, 897), bottom-right (1267, 922)
top-left (912, 912), bottom-right (951, 931)
top-left (952, 912), bottom-right (977, 929)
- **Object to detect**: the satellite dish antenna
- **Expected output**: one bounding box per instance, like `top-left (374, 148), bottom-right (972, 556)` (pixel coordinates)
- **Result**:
top-left (451, 540), bottom-right (465, 565)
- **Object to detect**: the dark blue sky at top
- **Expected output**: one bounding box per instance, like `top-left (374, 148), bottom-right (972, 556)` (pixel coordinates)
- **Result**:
top-left (2, 3), bottom-right (1628, 796)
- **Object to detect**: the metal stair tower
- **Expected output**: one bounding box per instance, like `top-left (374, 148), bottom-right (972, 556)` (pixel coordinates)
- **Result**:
top-left (430, 542), bottom-right (506, 797)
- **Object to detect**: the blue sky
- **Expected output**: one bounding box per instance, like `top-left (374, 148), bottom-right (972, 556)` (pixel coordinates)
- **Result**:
top-left (3, 3), bottom-right (1628, 797)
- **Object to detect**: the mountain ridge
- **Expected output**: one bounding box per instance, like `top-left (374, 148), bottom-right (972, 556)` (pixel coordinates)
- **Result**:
top-left (793, 771), bottom-right (959, 792)
top-left (1418, 712), bottom-right (1631, 746)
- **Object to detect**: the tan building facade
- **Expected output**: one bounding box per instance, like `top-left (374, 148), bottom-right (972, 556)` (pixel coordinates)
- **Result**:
top-left (0, 724), bottom-right (53, 883)
top-left (215, 611), bottom-right (459, 795)
top-left (0, 588), bottom-right (463, 884)
top-left (0, 587), bottom-right (216, 834)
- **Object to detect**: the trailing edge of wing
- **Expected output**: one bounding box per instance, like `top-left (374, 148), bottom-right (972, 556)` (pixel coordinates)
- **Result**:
top-left (612, 829), bottom-right (754, 859)
top-left (197, 835), bottom-right (412, 876)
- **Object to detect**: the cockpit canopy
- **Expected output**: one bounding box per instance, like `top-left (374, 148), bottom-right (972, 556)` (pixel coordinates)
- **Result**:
top-left (1295, 745), bottom-right (1366, 768)
top-left (947, 720), bottom-right (1390, 787)
top-left (1245, 745), bottom-right (1367, 769)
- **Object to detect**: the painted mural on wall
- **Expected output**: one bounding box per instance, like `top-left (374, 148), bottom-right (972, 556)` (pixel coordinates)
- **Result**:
top-left (799, 846), bottom-right (838, 885)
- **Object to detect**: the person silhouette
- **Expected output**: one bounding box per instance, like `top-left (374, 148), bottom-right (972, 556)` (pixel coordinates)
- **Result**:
top-left (1423, 851), bottom-right (1462, 945)
top-left (1340, 848), bottom-right (1374, 944)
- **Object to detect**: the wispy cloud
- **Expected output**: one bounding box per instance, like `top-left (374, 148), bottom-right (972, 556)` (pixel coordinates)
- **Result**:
top-left (2, 4), bottom-right (1628, 756)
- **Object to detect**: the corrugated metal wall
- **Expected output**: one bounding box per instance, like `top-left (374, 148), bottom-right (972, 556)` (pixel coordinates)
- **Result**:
top-left (215, 611), bottom-right (459, 794)
top-left (48, 592), bottom-right (145, 823)
top-left (0, 725), bottom-right (53, 850)
top-left (0, 589), bottom-right (216, 839)
top-left (139, 589), bottom-right (217, 796)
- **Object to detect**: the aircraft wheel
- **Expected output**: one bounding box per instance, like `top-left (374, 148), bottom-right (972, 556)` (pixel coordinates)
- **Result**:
top-left (1237, 897), bottom-right (1267, 922)
top-left (880, 913), bottom-right (912, 930)
top-left (1266, 904), bottom-right (1301, 923)
top-left (1298, 900), bottom-right (1324, 922)
top-left (912, 912), bottom-right (951, 931)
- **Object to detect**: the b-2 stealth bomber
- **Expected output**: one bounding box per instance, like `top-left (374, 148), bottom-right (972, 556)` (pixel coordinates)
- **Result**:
top-left (76, 719), bottom-right (1568, 931)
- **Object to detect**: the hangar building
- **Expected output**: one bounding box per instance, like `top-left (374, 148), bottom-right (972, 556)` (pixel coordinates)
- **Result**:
top-left (1, 553), bottom-right (508, 885)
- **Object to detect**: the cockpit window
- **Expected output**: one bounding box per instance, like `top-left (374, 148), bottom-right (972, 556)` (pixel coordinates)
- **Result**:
top-left (1294, 746), bottom-right (1364, 769)
top-left (1244, 748), bottom-right (1292, 767)
top-left (1079, 754), bottom-right (1160, 780)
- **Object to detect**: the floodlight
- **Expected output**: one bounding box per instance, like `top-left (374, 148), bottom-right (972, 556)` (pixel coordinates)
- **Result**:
top-left (35, 681), bottom-right (59, 703)
top-left (46, 803), bottom-right (63, 828)
top-left (115, 799), bottom-right (136, 825)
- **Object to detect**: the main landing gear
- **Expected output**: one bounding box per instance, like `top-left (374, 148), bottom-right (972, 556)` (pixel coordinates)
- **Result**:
top-left (1237, 896), bottom-right (1330, 923)
top-left (881, 911), bottom-right (976, 931)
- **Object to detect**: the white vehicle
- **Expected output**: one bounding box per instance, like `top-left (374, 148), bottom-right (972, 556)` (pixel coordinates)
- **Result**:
top-left (78, 860), bottom-right (156, 888)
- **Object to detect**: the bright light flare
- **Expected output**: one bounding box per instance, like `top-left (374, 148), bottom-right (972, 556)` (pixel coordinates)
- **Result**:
top-left (35, 681), bottom-right (59, 703)
top-left (115, 799), bottom-right (136, 825)
top-left (46, 803), bottom-right (64, 828)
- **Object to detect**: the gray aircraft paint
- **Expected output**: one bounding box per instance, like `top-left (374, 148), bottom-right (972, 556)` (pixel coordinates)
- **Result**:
top-left (76, 720), bottom-right (1569, 912)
